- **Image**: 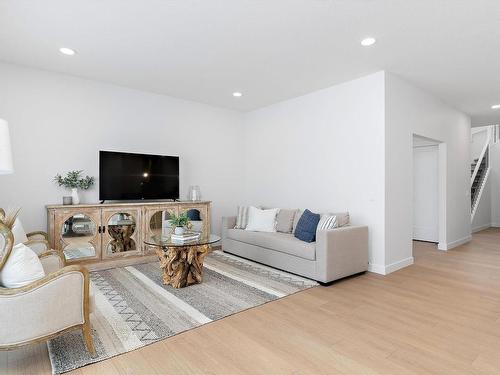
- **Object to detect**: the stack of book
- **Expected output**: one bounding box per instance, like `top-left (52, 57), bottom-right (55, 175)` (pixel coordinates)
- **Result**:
top-left (170, 231), bottom-right (201, 244)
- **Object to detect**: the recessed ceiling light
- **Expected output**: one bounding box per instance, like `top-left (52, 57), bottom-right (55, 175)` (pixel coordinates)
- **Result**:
top-left (492, 104), bottom-right (500, 110)
top-left (361, 37), bottom-right (376, 47)
top-left (59, 47), bottom-right (76, 56)
top-left (233, 92), bottom-right (243, 97)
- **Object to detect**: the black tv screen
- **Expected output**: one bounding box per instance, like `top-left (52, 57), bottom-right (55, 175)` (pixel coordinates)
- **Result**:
top-left (99, 151), bottom-right (179, 200)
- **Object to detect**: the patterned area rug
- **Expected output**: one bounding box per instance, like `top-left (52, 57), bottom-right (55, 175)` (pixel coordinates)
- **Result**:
top-left (47, 251), bottom-right (318, 374)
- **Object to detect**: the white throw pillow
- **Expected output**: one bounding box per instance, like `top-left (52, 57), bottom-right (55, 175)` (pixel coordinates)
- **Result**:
top-left (0, 243), bottom-right (45, 288)
top-left (11, 218), bottom-right (28, 245)
top-left (317, 214), bottom-right (337, 232)
top-left (245, 207), bottom-right (279, 232)
top-left (234, 206), bottom-right (250, 229)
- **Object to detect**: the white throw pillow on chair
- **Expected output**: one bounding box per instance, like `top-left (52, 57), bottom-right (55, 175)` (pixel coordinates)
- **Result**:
top-left (11, 218), bottom-right (29, 245)
top-left (0, 243), bottom-right (45, 288)
top-left (245, 206), bottom-right (279, 232)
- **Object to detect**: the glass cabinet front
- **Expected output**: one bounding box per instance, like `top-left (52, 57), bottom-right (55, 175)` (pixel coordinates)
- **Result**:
top-left (106, 212), bottom-right (137, 255)
top-left (149, 210), bottom-right (175, 236)
top-left (61, 214), bottom-right (97, 261)
top-left (184, 208), bottom-right (204, 233)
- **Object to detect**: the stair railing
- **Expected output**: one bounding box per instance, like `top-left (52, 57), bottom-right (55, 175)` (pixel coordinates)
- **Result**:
top-left (471, 130), bottom-right (491, 186)
top-left (471, 129), bottom-right (491, 220)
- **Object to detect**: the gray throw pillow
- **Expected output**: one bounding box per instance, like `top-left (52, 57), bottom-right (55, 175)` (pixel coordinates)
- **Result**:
top-left (330, 212), bottom-right (350, 227)
top-left (276, 209), bottom-right (298, 233)
top-left (292, 210), bottom-right (303, 233)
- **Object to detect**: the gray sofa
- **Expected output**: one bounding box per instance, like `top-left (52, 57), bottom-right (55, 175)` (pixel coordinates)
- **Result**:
top-left (221, 216), bottom-right (369, 283)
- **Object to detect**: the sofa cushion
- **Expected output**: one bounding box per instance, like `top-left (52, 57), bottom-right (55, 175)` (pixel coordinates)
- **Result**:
top-left (276, 209), bottom-right (298, 233)
top-left (294, 209), bottom-right (321, 243)
top-left (227, 229), bottom-right (316, 261)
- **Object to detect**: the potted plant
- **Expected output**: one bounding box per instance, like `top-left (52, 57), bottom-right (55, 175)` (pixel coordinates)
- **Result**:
top-left (54, 170), bottom-right (95, 205)
top-left (168, 212), bottom-right (190, 235)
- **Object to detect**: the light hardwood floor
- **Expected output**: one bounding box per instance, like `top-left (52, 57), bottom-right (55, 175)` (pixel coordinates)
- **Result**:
top-left (2, 228), bottom-right (500, 374)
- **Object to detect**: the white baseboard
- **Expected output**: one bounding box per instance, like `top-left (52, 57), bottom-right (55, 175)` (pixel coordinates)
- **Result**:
top-left (368, 257), bottom-right (414, 275)
top-left (472, 223), bottom-right (492, 233)
top-left (368, 263), bottom-right (386, 275)
top-left (491, 223), bottom-right (500, 228)
top-left (385, 257), bottom-right (414, 274)
top-left (438, 235), bottom-right (472, 251)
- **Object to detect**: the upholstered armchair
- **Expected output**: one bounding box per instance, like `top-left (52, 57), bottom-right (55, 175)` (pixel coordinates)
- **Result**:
top-left (0, 208), bottom-right (50, 255)
top-left (0, 220), bottom-right (95, 354)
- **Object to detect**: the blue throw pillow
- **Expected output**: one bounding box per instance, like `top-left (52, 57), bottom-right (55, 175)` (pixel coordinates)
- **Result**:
top-left (294, 209), bottom-right (321, 243)
top-left (186, 209), bottom-right (201, 221)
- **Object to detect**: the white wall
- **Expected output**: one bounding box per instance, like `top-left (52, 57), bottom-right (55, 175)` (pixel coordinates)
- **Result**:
top-left (471, 128), bottom-right (488, 163)
top-left (0, 64), bottom-right (473, 276)
top-left (0, 63), bottom-right (243, 234)
top-left (490, 143), bottom-right (500, 226)
top-left (242, 72), bottom-right (386, 270)
top-left (385, 73), bottom-right (471, 270)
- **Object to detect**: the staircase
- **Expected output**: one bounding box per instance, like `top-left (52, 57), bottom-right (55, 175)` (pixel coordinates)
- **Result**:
top-left (471, 153), bottom-right (488, 211)
top-left (470, 131), bottom-right (491, 220)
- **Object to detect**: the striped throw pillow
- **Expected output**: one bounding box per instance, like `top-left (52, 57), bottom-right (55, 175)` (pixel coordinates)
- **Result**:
top-left (317, 214), bottom-right (337, 231)
top-left (234, 206), bottom-right (250, 229)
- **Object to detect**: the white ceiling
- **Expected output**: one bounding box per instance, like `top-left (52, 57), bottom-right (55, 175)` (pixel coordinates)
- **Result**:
top-left (1, 0), bottom-right (499, 125)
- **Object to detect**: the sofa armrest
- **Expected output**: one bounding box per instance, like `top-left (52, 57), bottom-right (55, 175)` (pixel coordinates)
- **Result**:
top-left (315, 225), bottom-right (369, 282)
top-left (221, 216), bottom-right (237, 240)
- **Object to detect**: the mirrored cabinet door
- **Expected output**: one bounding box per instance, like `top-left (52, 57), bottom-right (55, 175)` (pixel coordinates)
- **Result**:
top-left (102, 208), bottom-right (141, 258)
top-left (56, 210), bottom-right (100, 262)
top-left (179, 205), bottom-right (209, 235)
top-left (143, 206), bottom-right (178, 254)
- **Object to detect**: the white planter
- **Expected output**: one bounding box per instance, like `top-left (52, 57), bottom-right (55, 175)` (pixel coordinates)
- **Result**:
top-left (71, 188), bottom-right (80, 205)
top-left (174, 226), bottom-right (185, 235)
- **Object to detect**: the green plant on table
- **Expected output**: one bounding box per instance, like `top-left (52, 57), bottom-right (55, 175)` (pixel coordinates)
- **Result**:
top-left (168, 213), bottom-right (190, 228)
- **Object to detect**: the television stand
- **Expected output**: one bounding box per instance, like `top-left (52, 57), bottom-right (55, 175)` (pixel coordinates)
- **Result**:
top-left (46, 200), bottom-right (211, 269)
top-left (100, 200), bottom-right (105, 204)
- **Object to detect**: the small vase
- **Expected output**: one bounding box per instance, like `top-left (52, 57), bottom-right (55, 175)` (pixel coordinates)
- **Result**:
top-left (187, 185), bottom-right (201, 201)
top-left (174, 226), bottom-right (185, 235)
top-left (71, 188), bottom-right (80, 205)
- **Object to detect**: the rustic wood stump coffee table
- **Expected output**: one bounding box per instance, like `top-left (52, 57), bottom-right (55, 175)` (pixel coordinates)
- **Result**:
top-left (144, 234), bottom-right (220, 288)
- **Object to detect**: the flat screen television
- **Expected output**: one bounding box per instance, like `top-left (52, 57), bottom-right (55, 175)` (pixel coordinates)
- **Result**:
top-left (99, 151), bottom-right (179, 201)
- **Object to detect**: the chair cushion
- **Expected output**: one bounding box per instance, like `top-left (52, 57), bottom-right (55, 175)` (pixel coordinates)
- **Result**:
top-left (294, 209), bottom-right (321, 243)
top-left (0, 243), bottom-right (45, 288)
top-left (227, 229), bottom-right (316, 260)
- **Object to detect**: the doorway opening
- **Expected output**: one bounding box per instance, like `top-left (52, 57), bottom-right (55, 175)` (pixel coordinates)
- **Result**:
top-left (412, 134), bottom-right (446, 252)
